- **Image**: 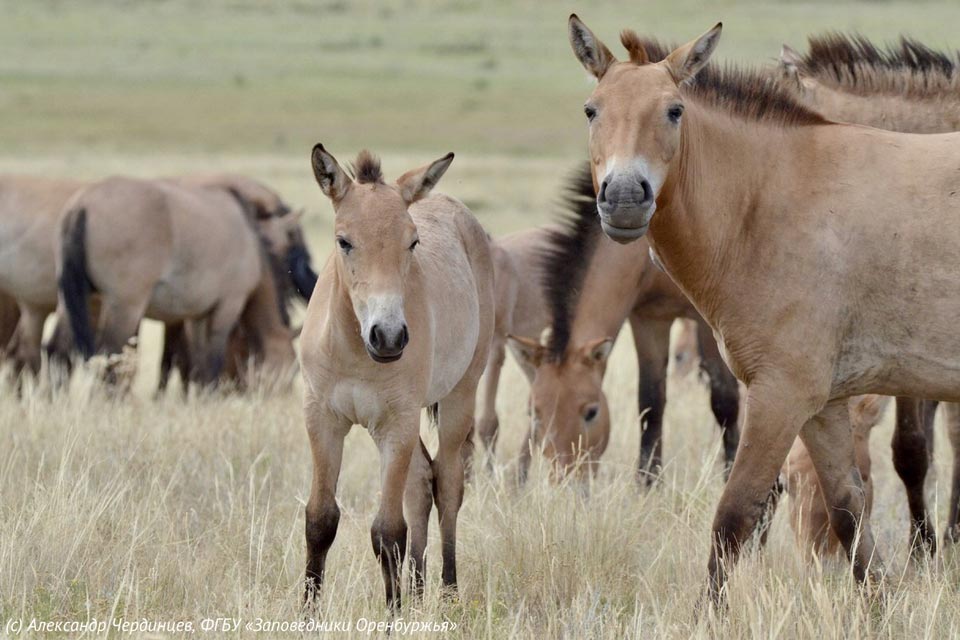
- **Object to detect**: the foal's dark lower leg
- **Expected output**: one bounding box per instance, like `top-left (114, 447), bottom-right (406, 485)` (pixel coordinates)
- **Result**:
top-left (304, 503), bottom-right (340, 601)
top-left (372, 517), bottom-right (407, 611)
top-left (892, 397), bottom-right (937, 554)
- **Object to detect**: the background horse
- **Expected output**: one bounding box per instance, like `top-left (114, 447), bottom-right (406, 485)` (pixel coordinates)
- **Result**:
top-left (509, 168), bottom-right (739, 482)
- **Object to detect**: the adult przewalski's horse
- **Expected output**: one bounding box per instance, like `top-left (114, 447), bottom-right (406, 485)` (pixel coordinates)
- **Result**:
top-left (567, 15), bottom-right (960, 601)
top-left (50, 176), bottom-right (299, 384)
top-left (508, 168), bottom-right (739, 482)
top-left (300, 146), bottom-right (494, 610)
top-left (777, 33), bottom-right (960, 546)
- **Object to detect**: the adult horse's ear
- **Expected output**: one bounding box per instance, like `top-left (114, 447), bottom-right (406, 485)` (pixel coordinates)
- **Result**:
top-left (507, 334), bottom-right (546, 369)
top-left (568, 14), bottom-right (616, 80)
top-left (396, 152), bottom-right (454, 204)
top-left (580, 337), bottom-right (614, 366)
top-left (665, 22), bottom-right (722, 85)
top-left (311, 143), bottom-right (351, 203)
top-left (779, 44), bottom-right (802, 86)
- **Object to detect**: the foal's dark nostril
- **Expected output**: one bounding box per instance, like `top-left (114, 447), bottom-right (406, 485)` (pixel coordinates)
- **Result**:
top-left (598, 179), bottom-right (609, 204)
top-left (369, 325), bottom-right (382, 350)
top-left (400, 325), bottom-right (409, 349)
top-left (639, 179), bottom-right (653, 205)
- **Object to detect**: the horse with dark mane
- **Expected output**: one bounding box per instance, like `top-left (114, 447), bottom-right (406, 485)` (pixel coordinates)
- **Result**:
top-left (509, 166), bottom-right (739, 482)
top-left (567, 15), bottom-right (960, 602)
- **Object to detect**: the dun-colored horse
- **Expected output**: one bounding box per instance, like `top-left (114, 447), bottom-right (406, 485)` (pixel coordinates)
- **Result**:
top-left (300, 146), bottom-right (494, 610)
top-left (49, 176), bottom-right (299, 384)
top-left (567, 16), bottom-right (960, 601)
top-left (508, 169), bottom-right (739, 481)
top-left (777, 33), bottom-right (960, 546)
top-left (476, 226), bottom-right (554, 457)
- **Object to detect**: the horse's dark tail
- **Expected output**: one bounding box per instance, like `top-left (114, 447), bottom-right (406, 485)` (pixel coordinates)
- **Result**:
top-left (58, 207), bottom-right (95, 359)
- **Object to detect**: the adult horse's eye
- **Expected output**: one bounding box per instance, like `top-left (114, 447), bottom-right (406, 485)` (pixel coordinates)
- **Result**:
top-left (667, 104), bottom-right (684, 123)
top-left (336, 237), bottom-right (353, 253)
top-left (409, 238), bottom-right (419, 251)
top-left (584, 105), bottom-right (597, 122)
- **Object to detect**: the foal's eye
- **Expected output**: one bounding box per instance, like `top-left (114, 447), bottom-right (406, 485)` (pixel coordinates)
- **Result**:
top-left (336, 237), bottom-right (353, 253)
top-left (667, 104), bottom-right (684, 123)
top-left (409, 238), bottom-right (419, 251)
top-left (584, 105), bottom-right (597, 122)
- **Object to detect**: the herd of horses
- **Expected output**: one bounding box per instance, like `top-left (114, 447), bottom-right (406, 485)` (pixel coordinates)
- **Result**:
top-left (4, 14), bottom-right (960, 612)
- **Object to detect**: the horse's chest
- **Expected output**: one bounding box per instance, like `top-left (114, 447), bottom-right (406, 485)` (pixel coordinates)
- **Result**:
top-left (329, 379), bottom-right (389, 427)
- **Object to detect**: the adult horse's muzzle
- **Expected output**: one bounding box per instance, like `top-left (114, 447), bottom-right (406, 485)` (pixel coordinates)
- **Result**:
top-left (596, 173), bottom-right (655, 244)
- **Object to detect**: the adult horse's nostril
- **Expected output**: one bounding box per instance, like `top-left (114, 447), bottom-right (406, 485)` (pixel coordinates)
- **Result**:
top-left (369, 324), bottom-right (382, 350)
top-left (598, 179), bottom-right (609, 204)
top-left (639, 179), bottom-right (654, 205)
top-left (400, 324), bottom-right (409, 349)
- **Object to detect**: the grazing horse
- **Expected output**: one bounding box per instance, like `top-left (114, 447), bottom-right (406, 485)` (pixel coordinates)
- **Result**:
top-left (777, 33), bottom-right (960, 546)
top-left (49, 176), bottom-right (299, 385)
top-left (476, 226), bottom-right (555, 457)
top-left (783, 395), bottom-right (889, 555)
top-left (566, 16), bottom-right (960, 601)
top-left (0, 176), bottom-right (87, 373)
top-left (508, 169), bottom-right (739, 482)
top-left (300, 146), bottom-right (494, 610)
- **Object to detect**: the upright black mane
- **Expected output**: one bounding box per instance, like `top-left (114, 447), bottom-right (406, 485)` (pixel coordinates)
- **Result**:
top-left (350, 150), bottom-right (384, 185)
top-left (797, 32), bottom-right (960, 97)
top-left (540, 164), bottom-right (600, 360)
top-left (632, 35), bottom-right (827, 126)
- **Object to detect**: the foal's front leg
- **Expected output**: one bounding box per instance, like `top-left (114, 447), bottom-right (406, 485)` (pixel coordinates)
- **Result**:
top-left (800, 400), bottom-right (883, 582)
top-left (433, 387), bottom-right (477, 591)
top-left (629, 316), bottom-right (671, 485)
top-left (371, 412), bottom-right (419, 611)
top-left (303, 402), bottom-right (351, 604)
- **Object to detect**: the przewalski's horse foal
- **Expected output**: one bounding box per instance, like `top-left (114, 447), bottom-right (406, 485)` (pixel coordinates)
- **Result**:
top-left (567, 16), bottom-right (960, 601)
top-left (508, 170), bottom-right (739, 482)
top-left (476, 226), bottom-right (555, 457)
top-left (50, 176), bottom-right (298, 384)
top-left (300, 146), bottom-right (494, 610)
top-left (783, 395), bottom-right (889, 555)
top-left (776, 33), bottom-right (960, 547)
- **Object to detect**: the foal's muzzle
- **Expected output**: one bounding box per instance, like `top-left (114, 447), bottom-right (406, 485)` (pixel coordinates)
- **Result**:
top-left (596, 172), bottom-right (655, 244)
top-left (366, 323), bottom-right (409, 363)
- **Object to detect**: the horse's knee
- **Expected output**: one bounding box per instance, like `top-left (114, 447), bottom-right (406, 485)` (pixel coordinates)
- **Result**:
top-left (371, 516), bottom-right (407, 564)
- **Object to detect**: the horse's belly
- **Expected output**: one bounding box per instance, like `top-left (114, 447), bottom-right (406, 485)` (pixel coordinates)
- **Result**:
top-left (423, 269), bottom-right (482, 404)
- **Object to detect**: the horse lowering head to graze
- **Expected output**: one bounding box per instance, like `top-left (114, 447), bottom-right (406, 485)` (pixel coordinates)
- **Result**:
top-left (300, 145), bottom-right (494, 611)
top-left (567, 15), bottom-right (960, 604)
top-left (507, 167), bottom-right (739, 484)
top-left (48, 177), bottom-right (297, 386)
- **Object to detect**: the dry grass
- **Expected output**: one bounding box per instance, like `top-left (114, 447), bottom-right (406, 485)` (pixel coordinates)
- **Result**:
top-left (2, 334), bottom-right (959, 638)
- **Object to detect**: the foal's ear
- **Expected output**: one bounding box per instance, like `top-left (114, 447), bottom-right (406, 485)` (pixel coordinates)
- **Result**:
top-left (580, 337), bottom-right (614, 367)
top-left (665, 22), bottom-right (722, 84)
top-left (396, 152), bottom-right (454, 205)
top-left (507, 334), bottom-right (547, 369)
top-left (568, 14), bottom-right (617, 80)
top-left (311, 143), bottom-right (351, 203)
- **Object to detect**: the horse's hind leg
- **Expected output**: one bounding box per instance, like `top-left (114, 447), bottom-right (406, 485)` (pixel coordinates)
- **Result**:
top-left (892, 397), bottom-right (937, 555)
top-left (303, 400), bottom-right (350, 605)
top-left (800, 400), bottom-right (883, 582)
top-left (158, 322), bottom-right (190, 394)
top-left (696, 318), bottom-right (740, 476)
top-left (192, 299), bottom-right (244, 386)
top-left (405, 438), bottom-right (434, 599)
top-left (942, 402), bottom-right (960, 543)
top-left (629, 315), bottom-right (671, 485)
top-left (475, 335), bottom-right (506, 466)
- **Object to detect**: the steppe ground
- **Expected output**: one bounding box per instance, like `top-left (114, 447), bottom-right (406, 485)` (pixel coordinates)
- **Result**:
top-left (2, 1), bottom-right (960, 637)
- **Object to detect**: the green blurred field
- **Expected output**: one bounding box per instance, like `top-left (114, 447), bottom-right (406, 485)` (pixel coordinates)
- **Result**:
top-left (3, 1), bottom-right (960, 638)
